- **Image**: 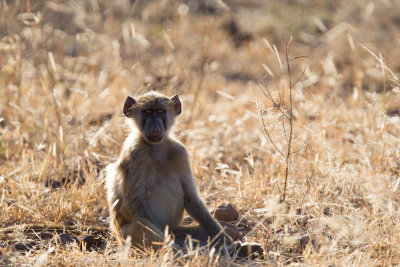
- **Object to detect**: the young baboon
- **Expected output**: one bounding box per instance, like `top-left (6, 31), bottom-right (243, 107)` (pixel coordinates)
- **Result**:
top-left (105, 91), bottom-right (232, 250)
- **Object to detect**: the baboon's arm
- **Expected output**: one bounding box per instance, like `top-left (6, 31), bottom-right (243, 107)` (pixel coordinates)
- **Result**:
top-left (182, 176), bottom-right (224, 236)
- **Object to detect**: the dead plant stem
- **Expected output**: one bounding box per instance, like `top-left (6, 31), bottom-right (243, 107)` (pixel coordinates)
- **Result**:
top-left (282, 38), bottom-right (294, 202)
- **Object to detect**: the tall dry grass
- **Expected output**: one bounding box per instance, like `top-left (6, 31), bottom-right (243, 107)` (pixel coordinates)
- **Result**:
top-left (1, 0), bottom-right (400, 265)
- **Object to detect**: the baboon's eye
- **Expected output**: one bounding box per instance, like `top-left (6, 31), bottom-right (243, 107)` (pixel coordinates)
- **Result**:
top-left (144, 109), bottom-right (151, 114)
top-left (156, 109), bottom-right (165, 114)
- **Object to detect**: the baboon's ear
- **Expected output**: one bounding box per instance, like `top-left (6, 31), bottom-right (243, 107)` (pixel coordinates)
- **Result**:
top-left (171, 95), bottom-right (181, 115)
top-left (123, 96), bottom-right (136, 117)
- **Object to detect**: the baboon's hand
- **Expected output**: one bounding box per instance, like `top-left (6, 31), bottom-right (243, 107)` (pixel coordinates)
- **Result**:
top-left (220, 233), bottom-right (233, 246)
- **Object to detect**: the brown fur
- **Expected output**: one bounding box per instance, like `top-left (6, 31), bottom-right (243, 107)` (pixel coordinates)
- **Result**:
top-left (105, 92), bottom-right (231, 249)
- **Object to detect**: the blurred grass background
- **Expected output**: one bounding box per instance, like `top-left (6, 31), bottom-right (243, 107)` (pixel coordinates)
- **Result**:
top-left (0, 0), bottom-right (400, 265)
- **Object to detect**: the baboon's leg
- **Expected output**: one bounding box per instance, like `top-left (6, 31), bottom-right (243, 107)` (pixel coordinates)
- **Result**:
top-left (173, 225), bottom-right (226, 248)
top-left (121, 218), bottom-right (165, 248)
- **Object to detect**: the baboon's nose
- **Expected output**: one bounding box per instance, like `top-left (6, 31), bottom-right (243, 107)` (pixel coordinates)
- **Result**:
top-left (151, 129), bottom-right (160, 135)
top-left (147, 129), bottom-right (163, 143)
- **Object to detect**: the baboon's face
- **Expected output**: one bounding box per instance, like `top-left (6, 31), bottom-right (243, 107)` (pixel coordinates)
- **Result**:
top-left (140, 108), bottom-right (167, 143)
top-left (123, 93), bottom-right (181, 144)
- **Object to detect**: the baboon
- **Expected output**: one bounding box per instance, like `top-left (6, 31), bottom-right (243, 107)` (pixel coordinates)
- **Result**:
top-left (105, 91), bottom-right (232, 250)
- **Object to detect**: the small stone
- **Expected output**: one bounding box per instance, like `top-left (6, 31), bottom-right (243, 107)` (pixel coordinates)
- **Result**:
top-left (220, 221), bottom-right (242, 241)
top-left (213, 203), bottom-right (239, 222)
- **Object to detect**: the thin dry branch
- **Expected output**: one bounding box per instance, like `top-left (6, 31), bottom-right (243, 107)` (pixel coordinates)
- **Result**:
top-left (259, 38), bottom-right (308, 202)
top-left (260, 107), bottom-right (284, 157)
top-left (282, 38), bottom-right (294, 202)
top-left (257, 80), bottom-right (290, 121)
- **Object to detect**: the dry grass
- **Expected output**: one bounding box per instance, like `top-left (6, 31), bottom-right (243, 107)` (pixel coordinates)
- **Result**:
top-left (1, 0), bottom-right (400, 266)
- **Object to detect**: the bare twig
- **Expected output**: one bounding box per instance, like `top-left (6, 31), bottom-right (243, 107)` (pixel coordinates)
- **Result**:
top-left (282, 38), bottom-right (294, 202)
top-left (289, 55), bottom-right (308, 63)
top-left (257, 81), bottom-right (290, 120)
top-left (259, 38), bottom-right (308, 202)
top-left (260, 108), bottom-right (284, 157)
top-left (294, 63), bottom-right (307, 86)
top-left (291, 138), bottom-right (308, 155)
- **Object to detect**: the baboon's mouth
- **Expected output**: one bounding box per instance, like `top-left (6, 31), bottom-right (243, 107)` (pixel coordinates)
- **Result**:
top-left (146, 136), bottom-right (163, 143)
